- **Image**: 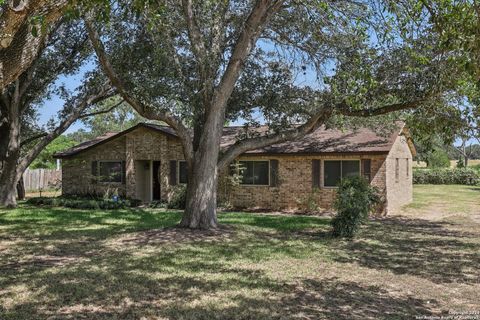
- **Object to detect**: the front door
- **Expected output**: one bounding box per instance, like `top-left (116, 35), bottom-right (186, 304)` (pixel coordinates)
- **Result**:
top-left (152, 161), bottom-right (161, 201)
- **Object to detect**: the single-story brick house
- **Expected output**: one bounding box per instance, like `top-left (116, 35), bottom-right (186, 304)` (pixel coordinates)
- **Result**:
top-left (54, 122), bottom-right (415, 213)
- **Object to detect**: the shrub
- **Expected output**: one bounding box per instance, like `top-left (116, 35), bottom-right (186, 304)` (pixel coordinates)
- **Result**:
top-left (331, 177), bottom-right (380, 238)
top-left (413, 168), bottom-right (480, 185)
top-left (427, 149), bottom-right (451, 168)
top-left (149, 200), bottom-right (168, 209)
top-left (26, 196), bottom-right (141, 210)
top-left (167, 185), bottom-right (187, 209)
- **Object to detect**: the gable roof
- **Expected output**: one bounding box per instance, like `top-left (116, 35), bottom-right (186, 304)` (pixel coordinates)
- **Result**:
top-left (54, 122), bottom-right (408, 158)
top-left (53, 123), bottom-right (177, 158)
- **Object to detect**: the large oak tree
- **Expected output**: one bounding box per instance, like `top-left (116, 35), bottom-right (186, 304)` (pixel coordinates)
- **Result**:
top-left (0, 20), bottom-right (115, 207)
top-left (85, 0), bottom-right (458, 229)
top-left (0, 0), bottom-right (69, 90)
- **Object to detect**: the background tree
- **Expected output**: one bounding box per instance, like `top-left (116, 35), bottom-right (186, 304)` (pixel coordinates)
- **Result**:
top-left (85, 0), bottom-right (459, 229)
top-left (0, 20), bottom-right (115, 207)
top-left (68, 98), bottom-right (145, 143)
top-left (30, 135), bottom-right (77, 169)
top-left (393, 0), bottom-right (480, 165)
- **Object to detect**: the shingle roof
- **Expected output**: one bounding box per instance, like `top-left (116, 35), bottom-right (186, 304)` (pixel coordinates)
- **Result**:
top-left (221, 125), bottom-right (400, 155)
top-left (53, 132), bottom-right (118, 158)
top-left (54, 122), bottom-right (405, 158)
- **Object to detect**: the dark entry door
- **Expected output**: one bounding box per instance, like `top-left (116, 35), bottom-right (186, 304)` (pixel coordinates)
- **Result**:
top-left (152, 161), bottom-right (161, 201)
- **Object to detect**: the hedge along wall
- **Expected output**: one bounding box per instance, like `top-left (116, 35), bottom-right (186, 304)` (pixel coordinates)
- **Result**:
top-left (413, 168), bottom-right (480, 185)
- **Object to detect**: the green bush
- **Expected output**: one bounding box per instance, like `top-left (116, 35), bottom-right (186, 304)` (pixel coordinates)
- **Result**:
top-left (427, 149), bottom-right (450, 168)
top-left (331, 177), bottom-right (380, 238)
top-left (149, 200), bottom-right (168, 209)
top-left (413, 168), bottom-right (480, 185)
top-left (167, 185), bottom-right (187, 209)
top-left (26, 196), bottom-right (141, 210)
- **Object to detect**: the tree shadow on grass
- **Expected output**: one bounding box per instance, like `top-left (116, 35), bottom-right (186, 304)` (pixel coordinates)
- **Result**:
top-left (147, 277), bottom-right (435, 320)
top-left (0, 206), bottom-right (182, 240)
top-left (219, 212), bottom-right (331, 231)
top-left (333, 217), bottom-right (480, 284)
top-left (0, 210), bottom-right (475, 319)
top-left (2, 251), bottom-right (436, 320)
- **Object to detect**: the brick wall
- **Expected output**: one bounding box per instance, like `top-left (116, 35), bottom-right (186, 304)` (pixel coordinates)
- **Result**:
top-left (62, 136), bottom-right (127, 196)
top-left (62, 126), bottom-right (412, 213)
top-left (62, 127), bottom-right (184, 200)
top-left (124, 127), bottom-right (184, 200)
top-left (219, 154), bottom-right (387, 212)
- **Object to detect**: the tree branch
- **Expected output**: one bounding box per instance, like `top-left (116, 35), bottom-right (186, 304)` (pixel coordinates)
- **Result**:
top-left (181, 0), bottom-right (208, 69)
top-left (84, 15), bottom-right (194, 165)
top-left (211, 0), bottom-right (285, 115)
top-left (19, 132), bottom-right (48, 148)
top-left (338, 99), bottom-right (427, 117)
top-left (218, 106), bottom-right (331, 169)
top-left (0, 0), bottom-right (67, 89)
top-left (218, 98), bottom-right (428, 169)
top-left (16, 83), bottom-right (113, 174)
top-left (199, 0), bottom-right (284, 156)
top-left (210, 1), bottom-right (229, 60)
top-left (78, 99), bottom-right (124, 119)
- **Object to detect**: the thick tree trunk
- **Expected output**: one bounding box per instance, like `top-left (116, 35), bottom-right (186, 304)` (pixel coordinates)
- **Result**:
top-left (0, 95), bottom-right (21, 208)
top-left (179, 108), bottom-right (223, 229)
top-left (16, 176), bottom-right (25, 200)
top-left (180, 159), bottom-right (219, 229)
top-left (0, 156), bottom-right (21, 208)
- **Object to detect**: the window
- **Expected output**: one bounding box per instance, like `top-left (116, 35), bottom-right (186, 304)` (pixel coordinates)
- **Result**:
top-left (99, 161), bottom-right (122, 183)
top-left (239, 161), bottom-right (269, 185)
top-left (323, 160), bottom-right (360, 187)
top-left (395, 158), bottom-right (400, 182)
top-left (178, 160), bottom-right (188, 184)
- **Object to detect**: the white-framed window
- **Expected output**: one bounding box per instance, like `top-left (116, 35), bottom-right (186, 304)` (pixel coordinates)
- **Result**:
top-left (98, 161), bottom-right (123, 183)
top-left (239, 160), bottom-right (270, 186)
top-left (178, 160), bottom-right (188, 184)
top-left (323, 160), bottom-right (360, 187)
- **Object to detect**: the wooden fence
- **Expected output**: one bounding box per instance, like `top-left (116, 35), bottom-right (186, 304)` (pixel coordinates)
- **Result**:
top-left (23, 169), bottom-right (62, 192)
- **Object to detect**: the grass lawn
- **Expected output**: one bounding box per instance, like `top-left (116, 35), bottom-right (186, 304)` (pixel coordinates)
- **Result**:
top-left (1, 185), bottom-right (479, 319)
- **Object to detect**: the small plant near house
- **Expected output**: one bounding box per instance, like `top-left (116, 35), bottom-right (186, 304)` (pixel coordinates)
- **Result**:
top-left (26, 195), bottom-right (141, 210)
top-left (167, 185), bottom-right (187, 209)
top-left (103, 187), bottom-right (119, 200)
top-left (149, 200), bottom-right (168, 209)
top-left (331, 177), bottom-right (380, 238)
top-left (295, 188), bottom-right (321, 213)
top-left (218, 161), bottom-right (247, 210)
